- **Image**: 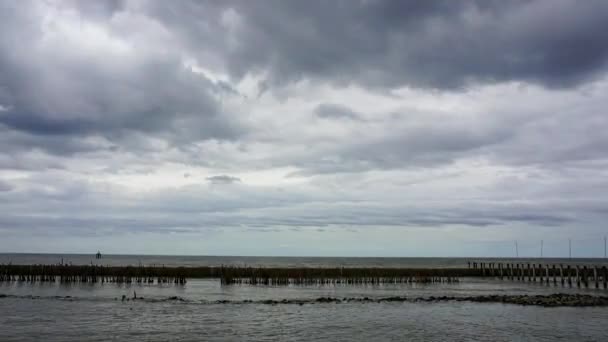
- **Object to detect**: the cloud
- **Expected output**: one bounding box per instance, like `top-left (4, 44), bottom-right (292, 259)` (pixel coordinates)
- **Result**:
top-left (143, 0), bottom-right (608, 90)
top-left (1, 1), bottom-right (608, 256)
top-left (314, 103), bottom-right (361, 120)
top-left (206, 175), bottom-right (242, 184)
top-left (0, 1), bottom-right (241, 158)
top-left (0, 180), bottom-right (13, 192)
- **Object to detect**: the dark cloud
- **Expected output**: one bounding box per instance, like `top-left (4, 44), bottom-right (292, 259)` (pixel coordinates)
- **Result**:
top-left (0, 1), bottom-right (241, 157)
top-left (155, 0), bottom-right (608, 90)
top-left (206, 175), bottom-right (242, 184)
top-left (314, 103), bottom-right (361, 120)
top-left (0, 180), bottom-right (13, 192)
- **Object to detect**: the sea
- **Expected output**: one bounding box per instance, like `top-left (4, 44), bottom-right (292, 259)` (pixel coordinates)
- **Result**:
top-left (1, 254), bottom-right (608, 341)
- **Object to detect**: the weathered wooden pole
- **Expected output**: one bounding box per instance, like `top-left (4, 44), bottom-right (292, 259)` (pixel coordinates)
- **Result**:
top-left (603, 266), bottom-right (607, 289)
top-left (560, 264), bottom-right (565, 286)
top-left (499, 263), bottom-right (504, 280)
top-left (583, 266), bottom-right (589, 288)
top-left (516, 264), bottom-right (520, 281)
top-left (532, 264), bottom-right (536, 282)
top-left (594, 266), bottom-right (599, 289)
top-left (576, 265), bottom-right (581, 288)
top-left (552, 264), bottom-right (557, 285)
top-left (545, 264), bottom-right (550, 285)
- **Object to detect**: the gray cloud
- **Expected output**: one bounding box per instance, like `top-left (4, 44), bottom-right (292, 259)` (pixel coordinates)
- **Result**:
top-left (314, 103), bottom-right (361, 120)
top-left (206, 175), bottom-right (242, 184)
top-left (141, 0), bottom-right (608, 90)
top-left (0, 179), bottom-right (13, 192)
top-left (0, 178), bottom-right (598, 237)
top-left (0, 1), bottom-right (241, 157)
top-left (1, 1), bottom-right (608, 255)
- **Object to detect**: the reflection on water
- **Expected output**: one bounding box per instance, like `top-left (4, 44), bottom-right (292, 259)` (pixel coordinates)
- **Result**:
top-left (1, 278), bottom-right (607, 303)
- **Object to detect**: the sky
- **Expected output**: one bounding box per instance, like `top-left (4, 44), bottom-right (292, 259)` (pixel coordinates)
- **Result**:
top-left (1, 0), bottom-right (608, 257)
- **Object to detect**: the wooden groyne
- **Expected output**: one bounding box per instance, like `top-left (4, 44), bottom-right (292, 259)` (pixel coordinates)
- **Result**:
top-left (0, 264), bottom-right (187, 285)
top-left (0, 264), bottom-right (470, 285)
top-left (1, 262), bottom-right (606, 288)
top-left (468, 261), bottom-right (608, 289)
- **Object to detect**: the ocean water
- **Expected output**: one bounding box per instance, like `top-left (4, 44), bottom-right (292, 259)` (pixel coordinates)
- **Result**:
top-left (2, 254), bottom-right (608, 341)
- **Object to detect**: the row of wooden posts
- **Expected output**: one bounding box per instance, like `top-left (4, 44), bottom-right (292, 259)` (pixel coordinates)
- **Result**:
top-left (468, 261), bottom-right (608, 289)
top-left (0, 264), bottom-right (187, 284)
top-left (220, 276), bottom-right (460, 285)
top-left (2, 262), bottom-right (607, 288)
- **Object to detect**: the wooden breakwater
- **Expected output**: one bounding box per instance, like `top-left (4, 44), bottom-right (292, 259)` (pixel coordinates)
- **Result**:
top-left (0, 264), bottom-right (471, 285)
top-left (2, 262), bottom-right (606, 288)
top-left (468, 261), bottom-right (608, 289)
top-left (0, 264), bottom-right (187, 284)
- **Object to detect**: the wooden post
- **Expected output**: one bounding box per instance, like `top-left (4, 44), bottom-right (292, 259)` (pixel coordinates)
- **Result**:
top-left (532, 264), bottom-right (536, 282)
top-left (499, 263), bottom-right (503, 280)
top-left (516, 264), bottom-right (520, 281)
top-left (594, 266), bottom-right (599, 289)
top-left (560, 264), bottom-right (564, 286)
top-left (567, 265), bottom-right (572, 287)
top-left (603, 266), bottom-right (607, 289)
top-left (583, 266), bottom-right (589, 288)
top-left (552, 265), bottom-right (557, 285)
top-left (539, 264), bottom-right (544, 283)
top-left (576, 266), bottom-right (581, 288)
top-left (545, 265), bottom-right (550, 285)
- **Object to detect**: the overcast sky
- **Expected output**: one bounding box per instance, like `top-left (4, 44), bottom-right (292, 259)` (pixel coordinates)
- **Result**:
top-left (1, 0), bottom-right (608, 257)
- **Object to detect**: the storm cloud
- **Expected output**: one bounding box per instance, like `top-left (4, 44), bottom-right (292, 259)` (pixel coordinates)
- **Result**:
top-left (145, 0), bottom-right (608, 89)
top-left (1, 0), bottom-right (608, 256)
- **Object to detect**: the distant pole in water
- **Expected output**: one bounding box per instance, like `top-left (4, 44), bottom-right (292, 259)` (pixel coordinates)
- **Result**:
top-left (540, 240), bottom-right (543, 258)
